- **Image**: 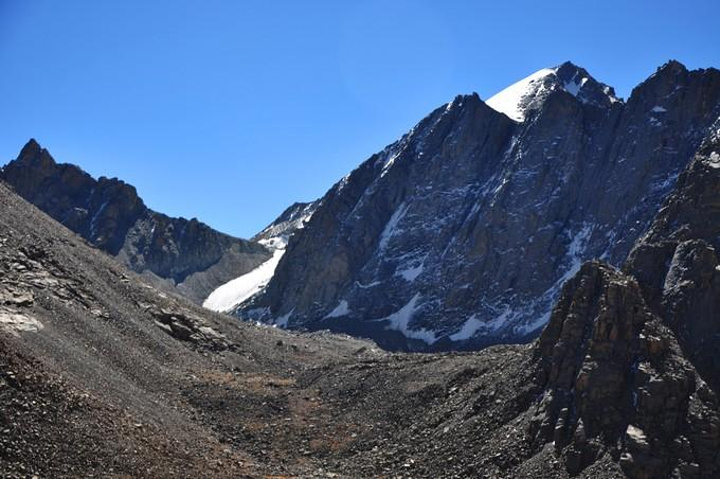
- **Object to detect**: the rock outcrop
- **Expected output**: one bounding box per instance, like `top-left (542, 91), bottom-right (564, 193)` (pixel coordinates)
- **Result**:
top-left (625, 118), bottom-right (720, 391)
top-left (523, 119), bottom-right (720, 478)
top-left (1, 140), bottom-right (270, 303)
top-left (530, 261), bottom-right (720, 478)
top-left (240, 61), bottom-right (720, 351)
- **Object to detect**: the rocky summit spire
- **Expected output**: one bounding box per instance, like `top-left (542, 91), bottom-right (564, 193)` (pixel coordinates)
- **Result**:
top-left (18, 138), bottom-right (41, 157)
top-left (15, 138), bottom-right (53, 166)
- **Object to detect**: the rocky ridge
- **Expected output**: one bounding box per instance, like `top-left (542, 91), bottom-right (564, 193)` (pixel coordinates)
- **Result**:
top-left (252, 200), bottom-right (319, 245)
top-left (624, 117), bottom-right (720, 390)
top-left (0, 140), bottom-right (270, 303)
top-left (530, 261), bottom-right (719, 478)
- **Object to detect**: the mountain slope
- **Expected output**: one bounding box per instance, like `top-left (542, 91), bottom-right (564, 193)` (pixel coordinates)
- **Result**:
top-left (625, 117), bottom-right (720, 390)
top-left (523, 120), bottom-right (720, 478)
top-left (0, 178), bottom-right (376, 477)
top-left (239, 61), bottom-right (720, 351)
top-left (0, 177), bottom-right (588, 477)
top-left (0, 140), bottom-right (270, 303)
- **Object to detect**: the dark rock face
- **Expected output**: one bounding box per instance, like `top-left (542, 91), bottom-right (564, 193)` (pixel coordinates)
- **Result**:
top-left (625, 120), bottom-right (720, 390)
top-left (1, 140), bottom-right (270, 303)
top-left (530, 261), bottom-right (720, 478)
top-left (241, 61), bottom-right (720, 351)
top-left (525, 121), bottom-right (720, 477)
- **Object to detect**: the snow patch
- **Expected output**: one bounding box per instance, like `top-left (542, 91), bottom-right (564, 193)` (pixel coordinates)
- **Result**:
top-left (651, 171), bottom-right (680, 191)
top-left (651, 105), bottom-right (667, 113)
top-left (206, 204), bottom-right (317, 312)
top-left (259, 236), bottom-right (287, 250)
top-left (356, 280), bottom-right (382, 289)
top-left (707, 151), bottom-right (720, 168)
top-left (508, 223), bottom-right (595, 336)
top-left (376, 294), bottom-right (436, 344)
top-left (562, 74), bottom-right (588, 97)
top-left (449, 315), bottom-right (484, 341)
top-left (558, 223), bottom-right (594, 285)
top-left (275, 308), bottom-right (293, 328)
top-left (396, 263), bottom-right (424, 282)
top-left (379, 203), bottom-right (409, 251)
top-left (203, 248), bottom-right (285, 313)
top-left (486, 65), bottom-right (618, 122)
top-left (381, 151), bottom-right (401, 178)
top-left (449, 306), bottom-right (521, 341)
top-left (325, 300), bottom-right (350, 319)
top-left (90, 200), bottom-right (110, 236)
top-left (626, 425), bottom-right (647, 443)
top-left (517, 310), bottom-right (551, 335)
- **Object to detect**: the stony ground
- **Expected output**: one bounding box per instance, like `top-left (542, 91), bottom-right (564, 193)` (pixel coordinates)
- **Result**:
top-left (0, 181), bottom-right (630, 478)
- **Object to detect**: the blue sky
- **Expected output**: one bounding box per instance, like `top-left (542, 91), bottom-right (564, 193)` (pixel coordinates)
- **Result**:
top-left (1, 0), bottom-right (718, 238)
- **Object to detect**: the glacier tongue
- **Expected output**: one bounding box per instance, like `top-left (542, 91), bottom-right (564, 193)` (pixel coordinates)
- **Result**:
top-left (203, 248), bottom-right (285, 313)
top-left (203, 201), bottom-right (318, 314)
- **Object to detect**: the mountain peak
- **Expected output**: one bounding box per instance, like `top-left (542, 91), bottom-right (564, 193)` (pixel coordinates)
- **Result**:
top-left (641, 59), bottom-right (688, 85)
top-left (485, 62), bottom-right (620, 122)
top-left (14, 139), bottom-right (57, 171)
top-left (554, 61), bottom-right (591, 85)
top-left (18, 138), bottom-right (44, 161)
top-left (658, 59), bottom-right (688, 74)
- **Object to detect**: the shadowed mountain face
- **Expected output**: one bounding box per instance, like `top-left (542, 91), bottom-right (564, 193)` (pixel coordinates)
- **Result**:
top-left (0, 140), bottom-right (270, 303)
top-left (239, 61), bottom-right (720, 352)
top-left (625, 118), bottom-right (720, 391)
top-left (524, 121), bottom-right (720, 478)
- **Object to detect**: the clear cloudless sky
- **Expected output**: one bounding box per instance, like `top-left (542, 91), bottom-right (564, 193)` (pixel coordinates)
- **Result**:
top-left (1, 0), bottom-right (719, 237)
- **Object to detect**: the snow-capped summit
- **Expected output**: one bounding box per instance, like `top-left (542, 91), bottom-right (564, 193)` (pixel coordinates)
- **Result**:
top-left (486, 61), bottom-right (620, 121)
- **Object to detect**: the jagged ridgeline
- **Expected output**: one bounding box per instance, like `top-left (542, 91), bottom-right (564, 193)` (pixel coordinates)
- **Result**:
top-left (0, 140), bottom-right (270, 303)
top-left (238, 61), bottom-right (720, 351)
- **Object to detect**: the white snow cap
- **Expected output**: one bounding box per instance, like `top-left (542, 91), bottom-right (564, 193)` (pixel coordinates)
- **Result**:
top-left (486, 62), bottom-right (619, 122)
top-left (486, 68), bottom-right (556, 122)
